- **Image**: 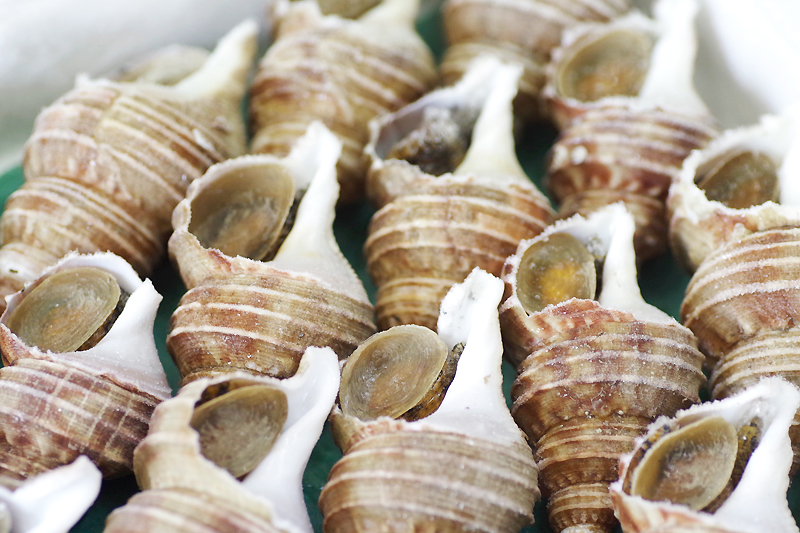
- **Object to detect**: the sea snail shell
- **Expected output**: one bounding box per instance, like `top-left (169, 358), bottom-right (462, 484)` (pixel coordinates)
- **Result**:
top-left (0, 20), bottom-right (256, 313)
top-left (499, 204), bottom-right (706, 533)
top-left (543, 0), bottom-right (718, 261)
top-left (249, 0), bottom-right (438, 204)
top-left (167, 122), bottom-right (376, 385)
top-left (0, 252), bottom-right (170, 488)
top-left (364, 56), bottom-right (554, 331)
top-left (104, 346), bottom-right (341, 533)
top-left (611, 377), bottom-right (800, 533)
top-left (440, 0), bottom-right (631, 121)
top-left (319, 268), bottom-right (541, 533)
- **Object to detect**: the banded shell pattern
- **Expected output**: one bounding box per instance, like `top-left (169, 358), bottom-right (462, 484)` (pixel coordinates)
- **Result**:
top-left (440, 0), bottom-right (631, 120)
top-left (0, 22), bottom-right (257, 312)
top-left (611, 378), bottom-right (800, 533)
top-left (319, 268), bottom-right (541, 532)
top-left (500, 204), bottom-right (706, 533)
top-left (667, 105), bottom-right (800, 469)
top-left (104, 346), bottom-right (341, 533)
top-left (544, 0), bottom-right (718, 260)
top-left (167, 122), bottom-right (376, 384)
top-left (0, 253), bottom-right (171, 487)
top-left (364, 57), bottom-right (554, 330)
top-left (249, 0), bottom-right (438, 204)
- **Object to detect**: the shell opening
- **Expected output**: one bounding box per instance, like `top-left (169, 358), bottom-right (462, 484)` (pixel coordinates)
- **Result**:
top-left (190, 378), bottom-right (289, 480)
top-left (312, 0), bottom-right (382, 18)
top-left (379, 105), bottom-right (476, 176)
top-left (515, 232), bottom-right (599, 314)
top-left (339, 325), bottom-right (461, 422)
top-left (556, 29), bottom-right (655, 103)
top-left (694, 149), bottom-right (780, 209)
top-left (6, 267), bottom-right (129, 353)
top-left (625, 415), bottom-right (762, 512)
top-left (187, 163), bottom-right (297, 261)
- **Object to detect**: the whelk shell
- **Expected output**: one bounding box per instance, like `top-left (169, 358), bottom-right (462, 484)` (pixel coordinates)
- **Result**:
top-left (364, 57), bottom-right (554, 330)
top-left (104, 346), bottom-right (340, 533)
top-left (544, 0), bottom-right (718, 260)
top-left (0, 252), bottom-right (170, 488)
top-left (167, 122), bottom-right (376, 384)
top-left (0, 21), bottom-right (256, 312)
top-left (440, 0), bottom-right (631, 120)
top-left (249, 0), bottom-right (438, 204)
top-left (499, 204), bottom-right (706, 533)
top-left (611, 377), bottom-right (800, 533)
top-left (319, 268), bottom-right (541, 533)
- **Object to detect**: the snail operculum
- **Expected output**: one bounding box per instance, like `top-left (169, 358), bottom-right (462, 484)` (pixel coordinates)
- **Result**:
top-left (383, 105), bottom-right (476, 177)
top-left (190, 378), bottom-right (289, 479)
top-left (623, 415), bottom-right (762, 512)
top-left (694, 149), bottom-right (780, 209)
top-left (556, 28), bottom-right (655, 103)
top-left (187, 162), bottom-right (297, 261)
top-left (515, 232), bottom-right (600, 315)
top-left (339, 325), bottom-right (462, 422)
top-left (5, 267), bottom-right (129, 353)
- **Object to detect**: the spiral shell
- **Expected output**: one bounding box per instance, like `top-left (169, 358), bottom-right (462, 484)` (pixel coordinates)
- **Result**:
top-left (440, 0), bottom-right (630, 120)
top-left (499, 205), bottom-right (706, 533)
top-left (0, 253), bottom-right (170, 488)
top-left (544, 0), bottom-right (718, 260)
top-left (0, 21), bottom-right (256, 312)
top-left (249, 0), bottom-right (437, 204)
top-left (167, 122), bottom-right (376, 385)
top-left (611, 378), bottom-right (800, 533)
top-left (105, 346), bottom-right (340, 533)
top-left (364, 57), bottom-right (554, 330)
top-left (319, 269), bottom-right (541, 532)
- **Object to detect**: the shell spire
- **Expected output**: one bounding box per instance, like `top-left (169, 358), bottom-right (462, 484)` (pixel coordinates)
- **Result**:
top-left (168, 122), bottom-right (375, 385)
top-left (499, 204), bottom-right (706, 533)
top-left (364, 56), bottom-right (554, 330)
top-left (0, 21), bottom-right (256, 312)
top-left (319, 268), bottom-right (541, 532)
top-left (105, 346), bottom-right (341, 533)
top-left (543, 0), bottom-right (719, 260)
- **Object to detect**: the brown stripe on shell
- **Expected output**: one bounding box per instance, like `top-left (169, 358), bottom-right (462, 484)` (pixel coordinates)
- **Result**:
top-left (0, 358), bottom-right (160, 486)
top-left (167, 273), bottom-right (376, 384)
top-left (319, 428), bottom-right (539, 533)
top-left (105, 489), bottom-right (283, 533)
top-left (249, 10), bottom-right (437, 204)
top-left (441, 0), bottom-right (630, 120)
top-left (547, 104), bottom-right (718, 260)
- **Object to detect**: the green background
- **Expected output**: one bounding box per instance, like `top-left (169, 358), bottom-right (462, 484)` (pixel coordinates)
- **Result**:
top-left (0, 4), bottom-right (797, 533)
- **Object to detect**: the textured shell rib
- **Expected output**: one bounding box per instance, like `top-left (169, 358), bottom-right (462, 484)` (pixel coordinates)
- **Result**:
top-left (0, 20), bottom-right (256, 312)
top-left (363, 56), bottom-right (554, 330)
top-left (440, 0), bottom-right (631, 120)
top-left (500, 204), bottom-right (706, 533)
top-left (105, 346), bottom-right (340, 533)
top-left (611, 377), bottom-right (800, 533)
top-left (168, 121), bottom-right (375, 384)
top-left (0, 252), bottom-right (170, 487)
top-left (320, 268), bottom-right (541, 533)
top-left (249, 0), bottom-right (437, 204)
top-left (544, 0), bottom-right (718, 261)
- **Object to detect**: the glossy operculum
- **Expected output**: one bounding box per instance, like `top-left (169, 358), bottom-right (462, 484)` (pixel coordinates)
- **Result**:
top-left (339, 325), bottom-right (461, 422)
top-left (693, 149), bottom-right (780, 209)
top-left (311, 0), bottom-right (382, 17)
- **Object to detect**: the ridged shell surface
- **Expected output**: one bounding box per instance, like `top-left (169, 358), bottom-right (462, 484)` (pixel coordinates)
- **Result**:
top-left (500, 206), bottom-right (706, 533)
top-left (364, 58), bottom-right (553, 330)
top-left (167, 123), bottom-right (376, 384)
top-left (0, 23), bottom-right (256, 310)
top-left (0, 253), bottom-right (170, 488)
top-left (440, 0), bottom-right (630, 120)
top-left (544, 0), bottom-right (718, 261)
top-left (249, 0), bottom-right (437, 204)
top-left (320, 269), bottom-right (541, 533)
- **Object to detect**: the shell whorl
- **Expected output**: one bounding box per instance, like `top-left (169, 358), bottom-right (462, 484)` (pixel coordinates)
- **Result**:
top-left (249, 0), bottom-right (437, 204)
